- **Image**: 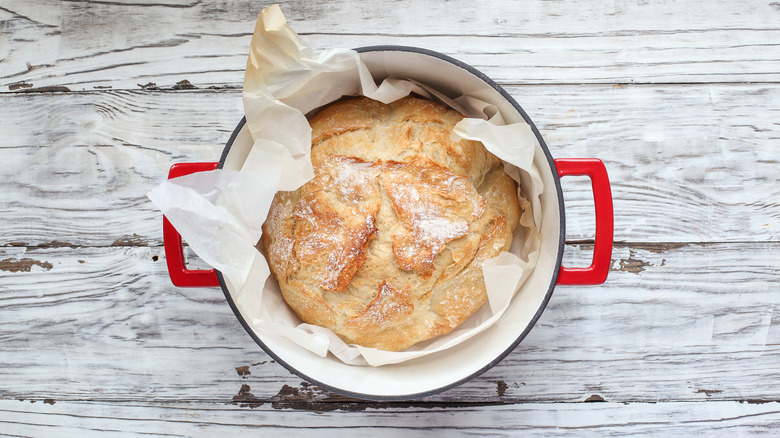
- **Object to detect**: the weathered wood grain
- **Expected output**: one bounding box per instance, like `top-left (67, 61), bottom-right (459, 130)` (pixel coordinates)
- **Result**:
top-left (1, 399), bottom-right (778, 437)
top-left (2, 0), bottom-right (779, 90)
top-left (0, 243), bottom-right (777, 403)
top-left (1, 83), bottom-right (778, 247)
top-left (2, 0), bottom-right (778, 430)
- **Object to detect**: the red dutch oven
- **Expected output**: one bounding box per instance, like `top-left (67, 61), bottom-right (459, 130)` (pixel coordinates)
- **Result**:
top-left (163, 46), bottom-right (613, 400)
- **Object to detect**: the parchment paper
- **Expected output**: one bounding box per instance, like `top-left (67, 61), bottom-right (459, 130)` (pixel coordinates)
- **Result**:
top-left (148, 4), bottom-right (543, 366)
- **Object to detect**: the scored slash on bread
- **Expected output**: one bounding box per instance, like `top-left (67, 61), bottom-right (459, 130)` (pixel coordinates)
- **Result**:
top-left (383, 156), bottom-right (487, 279)
top-left (261, 96), bottom-right (522, 351)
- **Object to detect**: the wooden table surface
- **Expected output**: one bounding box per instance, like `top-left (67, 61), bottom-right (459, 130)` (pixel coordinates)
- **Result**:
top-left (2, 0), bottom-right (779, 435)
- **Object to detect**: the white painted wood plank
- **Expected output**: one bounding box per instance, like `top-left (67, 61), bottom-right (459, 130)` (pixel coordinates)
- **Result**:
top-left (2, 0), bottom-right (779, 89)
top-left (0, 399), bottom-right (778, 436)
top-left (0, 243), bottom-right (777, 403)
top-left (1, 83), bottom-right (777, 246)
top-left (5, 0), bottom-right (779, 37)
top-left (2, 0), bottom-right (775, 431)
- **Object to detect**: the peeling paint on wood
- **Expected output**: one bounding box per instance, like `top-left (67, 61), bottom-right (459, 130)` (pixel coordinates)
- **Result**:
top-left (697, 389), bottom-right (725, 397)
top-left (269, 383), bottom-right (375, 412)
top-left (493, 380), bottom-right (508, 397)
top-left (0, 258), bottom-right (53, 272)
top-left (111, 234), bottom-right (146, 246)
top-left (615, 251), bottom-right (652, 274)
top-left (8, 82), bottom-right (33, 90)
top-left (232, 384), bottom-right (263, 409)
top-left (17, 85), bottom-right (71, 93)
top-left (172, 79), bottom-right (197, 90)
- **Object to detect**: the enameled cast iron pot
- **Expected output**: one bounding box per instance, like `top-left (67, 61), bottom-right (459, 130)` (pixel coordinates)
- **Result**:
top-left (163, 46), bottom-right (614, 401)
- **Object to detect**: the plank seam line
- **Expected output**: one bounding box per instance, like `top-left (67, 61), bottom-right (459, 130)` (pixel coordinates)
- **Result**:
top-left (0, 398), bottom-right (778, 407)
top-left (3, 81), bottom-right (780, 95)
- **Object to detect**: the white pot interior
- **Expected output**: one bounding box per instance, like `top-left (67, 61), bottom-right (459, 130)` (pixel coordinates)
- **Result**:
top-left (220, 48), bottom-right (563, 399)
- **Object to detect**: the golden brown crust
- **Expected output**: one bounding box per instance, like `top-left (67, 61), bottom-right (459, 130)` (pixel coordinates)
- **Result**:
top-left (383, 156), bottom-right (486, 278)
top-left (261, 96), bottom-right (522, 351)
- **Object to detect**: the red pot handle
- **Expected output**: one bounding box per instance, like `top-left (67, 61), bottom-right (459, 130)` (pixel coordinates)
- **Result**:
top-left (163, 162), bottom-right (221, 287)
top-left (554, 158), bottom-right (614, 285)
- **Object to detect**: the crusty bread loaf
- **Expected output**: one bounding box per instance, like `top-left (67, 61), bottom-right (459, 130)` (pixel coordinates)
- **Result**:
top-left (261, 96), bottom-right (521, 351)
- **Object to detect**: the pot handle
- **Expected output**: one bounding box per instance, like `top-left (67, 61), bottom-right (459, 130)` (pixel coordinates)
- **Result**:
top-left (554, 158), bottom-right (614, 285)
top-left (162, 162), bottom-right (221, 287)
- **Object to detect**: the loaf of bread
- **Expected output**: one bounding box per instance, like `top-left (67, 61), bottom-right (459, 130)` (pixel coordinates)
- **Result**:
top-left (261, 96), bottom-right (521, 351)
